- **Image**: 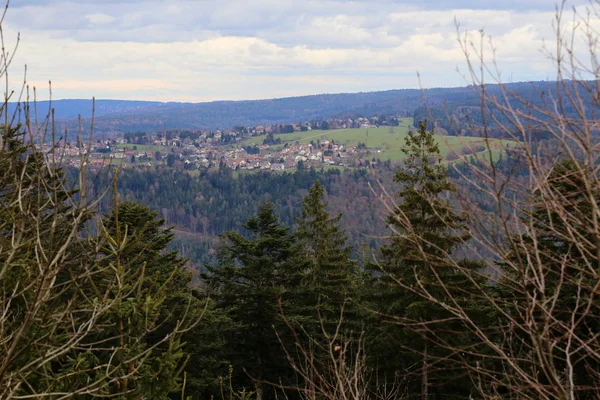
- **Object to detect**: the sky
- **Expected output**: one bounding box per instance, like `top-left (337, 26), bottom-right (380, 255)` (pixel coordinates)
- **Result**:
top-left (0, 0), bottom-right (592, 102)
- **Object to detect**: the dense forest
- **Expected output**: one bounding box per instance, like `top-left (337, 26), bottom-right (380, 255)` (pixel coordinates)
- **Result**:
top-left (106, 166), bottom-right (391, 266)
top-left (5, 109), bottom-right (600, 398)
top-left (101, 144), bottom-right (533, 269)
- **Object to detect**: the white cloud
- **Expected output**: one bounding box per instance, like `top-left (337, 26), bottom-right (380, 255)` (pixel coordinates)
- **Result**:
top-left (2, 0), bottom-right (594, 101)
top-left (86, 13), bottom-right (116, 24)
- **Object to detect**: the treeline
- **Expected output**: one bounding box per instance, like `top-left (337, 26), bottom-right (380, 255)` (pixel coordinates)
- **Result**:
top-left (107, 166), bottom-right (391, 266)
top-left (47, 81), bottom-right (580, 135)
top-left (109, 145), bottom-right (533, 267)
top-left (411, 81), bottom-right (598, 139)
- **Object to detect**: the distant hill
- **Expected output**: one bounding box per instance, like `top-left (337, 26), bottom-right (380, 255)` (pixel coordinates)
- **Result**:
top-left (50, 90), bottom-right (424, 135)
top-left (8, 81), bottom-right (568, 135)
top-left (7, 99), bottom-right (167, 121)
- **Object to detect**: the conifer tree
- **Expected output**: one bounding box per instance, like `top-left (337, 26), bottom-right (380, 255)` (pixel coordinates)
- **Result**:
top-left (495, 159), bottom-right (600, 398)
top-left (204, 202), bottom-right (300, 399)
top-left (369, 120), bottom-right (485, 399)
top-left (285, 181), bottom-right (366, 399)
top-left (103, 201), bottom-right (225, 398)
top-left (0, 123), bottom-right (190, 398)
top-left (294, 181), bottom-right (360, 329)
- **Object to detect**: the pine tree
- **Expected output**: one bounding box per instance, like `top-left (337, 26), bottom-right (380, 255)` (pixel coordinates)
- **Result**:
top-left (103, 201), bottom-right (226, 398)
top-left (368, 120), bottom-right (486, 399)
top-left (294, 181), bottom-right (360, 329)
top-left (0, 124), bottom-right (190, 398)
top-left (204, 202), bottom-right (300, 399)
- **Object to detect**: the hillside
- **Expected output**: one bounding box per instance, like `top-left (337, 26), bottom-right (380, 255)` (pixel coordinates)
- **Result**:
top-left (9, 80), bottom-right (566, 135)
top-left (238, 123), bottom-right (513, 163)
top-left (8, 99), bottom-right (166, 121)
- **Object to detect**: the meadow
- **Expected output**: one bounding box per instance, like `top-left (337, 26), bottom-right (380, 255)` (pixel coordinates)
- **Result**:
top-left (240, 118), bottom-right (514, 162)
top-left (114, 143), bottom-right (167, 153)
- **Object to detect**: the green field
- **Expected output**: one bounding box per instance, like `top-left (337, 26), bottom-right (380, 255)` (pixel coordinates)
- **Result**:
top-left (239, 118), bottom-right (515, 162)
top-left (115, 143), bottom-right (169, 153)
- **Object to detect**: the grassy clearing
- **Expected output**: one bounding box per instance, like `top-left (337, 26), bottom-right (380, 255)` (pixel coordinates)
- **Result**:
top-left (240, 121), bottom-right (414, 149)
top-left (239, 118), bottom-right (515, 162)
top-left (115, 143), bottom-right (171, 153)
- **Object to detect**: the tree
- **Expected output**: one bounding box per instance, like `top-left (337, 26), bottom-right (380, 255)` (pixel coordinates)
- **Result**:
top-left (204, 203), bottom-right (300, 399)
top-left (283, 181), bottom-right (365, 398)
top-left (282, 124), bottom-right (295, 134)
top-left (103, 202), bottom-right (195, 334)
top-left (294, 181), bottom-right (360, 333)
top-left (492, 159), bottom-right (600, 398)
top-left (369, 120), bottom-right (485, 399)
top-left (370, 3), bottom-right (600, 398)
top-left (167, 153), bottom-right (177, 167)
top-left (0, 6), bottom-right (192, 392)
top-left (0, 122), bottom-right (192, 398)
top-left (102, 202), bottom-right (225, 399)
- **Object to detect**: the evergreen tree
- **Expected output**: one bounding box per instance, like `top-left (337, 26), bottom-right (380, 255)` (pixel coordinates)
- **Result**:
top-left (496, 159), bottom-right (600, 398)
top-left (285, 181), bottom-right (367, 398)
top-left (294, 181), bottom-right (360, 333)
top-left (102, 202), bottom-right (227, 399)
top-left (0, 124), bottom-right (189, 399)
top-left (204, 202), bottom-right (300, 399)
top-left (368, 120), bottom-right (486, 399)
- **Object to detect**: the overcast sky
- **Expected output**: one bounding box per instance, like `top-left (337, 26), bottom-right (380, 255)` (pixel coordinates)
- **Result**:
top-left (1, 0), bottom-right (590, 101)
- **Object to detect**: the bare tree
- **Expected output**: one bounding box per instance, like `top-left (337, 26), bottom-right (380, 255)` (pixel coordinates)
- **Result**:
top-left (370, 1), bottom-right (600, 399)
top-left (272, 305), bottom-right (406, 400)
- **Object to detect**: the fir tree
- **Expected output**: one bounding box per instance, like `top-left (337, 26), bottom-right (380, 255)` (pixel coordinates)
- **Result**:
top-left (294, 181), bottom-right (360, 326)
top-left (102, 201), bottom-right (226, 398)
top-left (368, 120), bottom-right (486, 399)
top-left (0, 124), bottom-right (190, 398)
top-left (204, 202), bottom-right (300, 399)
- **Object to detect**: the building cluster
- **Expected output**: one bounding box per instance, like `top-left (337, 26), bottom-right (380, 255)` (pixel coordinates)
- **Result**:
top-left (42, 113), bottom-right (402, 171)
top-left (43, 131), bottom-right (367, 171)
top-left (225, 141), bottom-right (358, 171)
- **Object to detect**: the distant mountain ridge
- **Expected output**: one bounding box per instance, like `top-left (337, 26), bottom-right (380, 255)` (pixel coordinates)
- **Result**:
top-left (8, 81), bottom-right (565, 135)
top-left (7, 99), bottom-right (170, 121)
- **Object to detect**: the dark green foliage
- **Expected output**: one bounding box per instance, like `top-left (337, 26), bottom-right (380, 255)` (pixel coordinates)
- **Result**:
top-left (103, 201), bottom-right (190, 294)
top-left (103, 202), bottom-right (228, 399)
top-left (294, 181), bottom-right (361, 333)
top-left (109, 166), bottom-right (386, 266)
top-left (282, 124), bottom-right (295, 134)
top-left (203, 203), bottom-right (301, 399)
top-left (0, 124), bottom-right (189, 398)
top-left (202, 185), bottom-right (363, 399)
top-left (495, 159), bottom-right (600, 398)
top-left (368, 120), bottom-right (487, 399)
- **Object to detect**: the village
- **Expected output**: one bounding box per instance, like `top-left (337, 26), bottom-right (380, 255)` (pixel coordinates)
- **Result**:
top-left (44, 115), bottom-right (401, 171)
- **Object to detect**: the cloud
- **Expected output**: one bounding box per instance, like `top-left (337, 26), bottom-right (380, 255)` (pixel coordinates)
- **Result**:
top-left (2, 0), bottom-right (592, 101)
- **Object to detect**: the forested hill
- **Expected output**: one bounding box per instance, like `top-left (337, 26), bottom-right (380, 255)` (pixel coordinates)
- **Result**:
top-left (101, 166), bottom-right (393, 266)
top-left (13, 80), bottom-right (564, 134)
top-left (7, 99), bottom-right (164, 120)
